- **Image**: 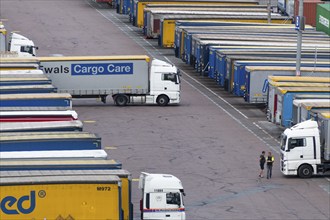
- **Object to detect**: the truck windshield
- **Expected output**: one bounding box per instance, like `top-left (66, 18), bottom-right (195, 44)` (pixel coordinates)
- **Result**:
top-left (166, 192), bottom-right (181, 206)
top-left (280, 134), bottom-right (287, 151)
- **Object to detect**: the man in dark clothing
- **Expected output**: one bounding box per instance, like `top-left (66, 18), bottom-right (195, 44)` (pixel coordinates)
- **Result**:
top-left (267, 152), bottom-right (275, 179)
top-left (259, 151), bottom-right (266, 178)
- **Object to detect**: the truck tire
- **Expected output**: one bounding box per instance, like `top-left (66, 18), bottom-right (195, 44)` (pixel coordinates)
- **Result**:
top-left (115, 95), bottom-right (128, 106)
top-left (157, 95), bottom-right (169, 106)
top-left (298, 165), bottom-right (313, 178)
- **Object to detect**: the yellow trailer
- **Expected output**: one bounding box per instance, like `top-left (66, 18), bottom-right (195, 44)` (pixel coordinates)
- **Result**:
top-left (160, 16), bottom-right (293, 48)
top-left (0, 169), bottom-right (132, 220)
top-left (135, 0), bottom-right (259, 27)
top-left (0, 175), bottom-right (122, 220)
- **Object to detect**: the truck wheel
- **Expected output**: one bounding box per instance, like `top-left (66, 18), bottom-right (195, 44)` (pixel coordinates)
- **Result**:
top-left (298, 165), bottom-right (313, 178)
top-left (115, 95), bottom-right (128, 106)
top-left (157, 95), bottom-right (169, 106)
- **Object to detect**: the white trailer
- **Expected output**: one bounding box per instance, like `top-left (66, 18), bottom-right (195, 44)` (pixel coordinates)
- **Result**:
top-left (139, 172), bottom-right (186, 220)
top-left (39, 55), bottom-right (181, 106)
top-left (280, 116), bottom-right (330, 178)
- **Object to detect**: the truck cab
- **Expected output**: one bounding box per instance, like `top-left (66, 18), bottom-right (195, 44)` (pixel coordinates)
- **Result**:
top-left (148, 59), bottom-right (180, 106)
top-left (280, 120), bottom-right (330, 178)
top-left (8, 33), bottom-right (38, 57)
top-left (139, 172), bottom-right (185, 220)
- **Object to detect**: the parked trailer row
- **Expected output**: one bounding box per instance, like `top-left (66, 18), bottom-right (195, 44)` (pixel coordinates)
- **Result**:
top-left (0, 64), bottom-right (186, 220)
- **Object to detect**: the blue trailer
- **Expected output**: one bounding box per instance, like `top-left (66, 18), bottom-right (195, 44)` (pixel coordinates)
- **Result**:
top-left (0, 85), bottom-right (57, 94)
top-left (244, 66), bottom-right (330, 104)
top-left (0, 131), bottom-right (101, 151)
top-left (233, 61), bottom-right (330, 97)
top-left (219, 51), bottom-right (330, 91)
top-left (0, 159), bottom-right (122, 171)
top-left (194, 39), bottom-right (330, 77)
top-left (276, 87), bottom-right (330, 127)
top-left (0, 93), bottom-right (72, 110)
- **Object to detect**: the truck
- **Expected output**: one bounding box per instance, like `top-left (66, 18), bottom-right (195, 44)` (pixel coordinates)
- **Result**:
top-left (0, 25), bottom-right (38, 57)
top-left (280, 116), bottom-right (330, 178)
top-left (139, 172), bottom-right (186, 220)
top-left (38, 55), bottom-right (181, 106)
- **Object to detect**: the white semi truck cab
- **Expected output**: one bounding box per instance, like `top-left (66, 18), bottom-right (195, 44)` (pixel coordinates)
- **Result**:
top-left (280, 119), bottom-right (330, 178)
top-left (1, 26), bottom-right (37, 57)
top-left (139, 172), bottom-right (186, 220)
top-left (8, 33), bottom-right (38, 57)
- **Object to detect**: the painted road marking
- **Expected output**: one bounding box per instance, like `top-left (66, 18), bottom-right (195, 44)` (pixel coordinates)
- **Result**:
top-left (104, 146), bottom-right (117, 150)
top-left (83, 120), bottom-right (96, 123)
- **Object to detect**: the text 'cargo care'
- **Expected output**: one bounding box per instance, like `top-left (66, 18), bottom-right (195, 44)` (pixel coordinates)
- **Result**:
top-left (42, 63), bottom-right (134, 75)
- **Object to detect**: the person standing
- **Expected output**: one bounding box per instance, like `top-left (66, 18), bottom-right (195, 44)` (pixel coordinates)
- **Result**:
top-left (259, 151), bottom-right (266, 178)
top-left (266, 152), bottom-right (275, 179)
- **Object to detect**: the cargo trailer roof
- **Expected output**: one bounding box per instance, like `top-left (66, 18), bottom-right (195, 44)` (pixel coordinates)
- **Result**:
top-left (320, 112), bottom-right (330, 118)
top-left (0, 159), bottom-right (122, 171)
top-left (269, 82), bottom-right (330, 87)
top-left (0, 175), bottom-right (120, 186)
top-left (0, 84), bottom-right (56, 90)
top-left (146, 4), bottom-right (267, 8)
top-left (138, 0), bottom-right (259, 3)
top-left (38, 55), bottom-right (150, 62)
top-left (0, 131), bottom-right (98, 141)
top-left (268, 76), bottom-right (330, 83)
top-left (0, 169), bottom-right (131, 178)
top-left (0, 93), bottom-right (72, 100)
top-left (0, 149), bottom-right (106, 160)
top-left (302, 102), bottom-right (330, 110)
top-left (278, 87), bottom-right (330, 94)
top-left (246, 66), bottom-right (330, 72)
top-left (0, 110), bottom-right (77, 117)
top-left (0, 120), bottom-right (83, 132)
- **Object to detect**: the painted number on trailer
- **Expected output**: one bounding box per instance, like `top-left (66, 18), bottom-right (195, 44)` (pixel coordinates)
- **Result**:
top-left (97, 187), bottom-right (111, 191)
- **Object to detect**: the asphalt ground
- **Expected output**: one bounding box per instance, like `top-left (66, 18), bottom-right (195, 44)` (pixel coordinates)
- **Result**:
top-left (1, 0), bottom-right (330, 219)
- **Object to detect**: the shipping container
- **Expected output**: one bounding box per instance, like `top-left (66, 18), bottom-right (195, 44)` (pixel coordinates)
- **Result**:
top-left (294, 0), bottom-right (324, 27)
top-left (316, 3), bottom-right (330, 36)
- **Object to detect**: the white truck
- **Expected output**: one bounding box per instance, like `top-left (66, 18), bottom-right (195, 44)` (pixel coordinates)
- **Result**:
top-left (39, 55), bottom-right (181, 106)
top-left (280, 114), bottom-right (330, 178)
top-left (1, 25), bottom-right (37, 57)
top-left (139, 172), bottom-right (186, 220)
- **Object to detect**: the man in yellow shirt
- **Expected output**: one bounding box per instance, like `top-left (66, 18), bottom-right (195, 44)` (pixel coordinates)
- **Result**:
top-left (266, 152), bottom-right (275, 179)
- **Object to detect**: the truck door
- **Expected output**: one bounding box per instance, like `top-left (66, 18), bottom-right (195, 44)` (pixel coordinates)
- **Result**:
top-left (147, 192), bottom-right (166, 219)
top-left (287, 137), bottom-right (306, 168)
top-left (165, 192), bottom-right (182, 219)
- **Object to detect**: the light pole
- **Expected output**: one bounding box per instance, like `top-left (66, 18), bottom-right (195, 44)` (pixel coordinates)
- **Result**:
top-left (296, 0), bottom-right (304, 76)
